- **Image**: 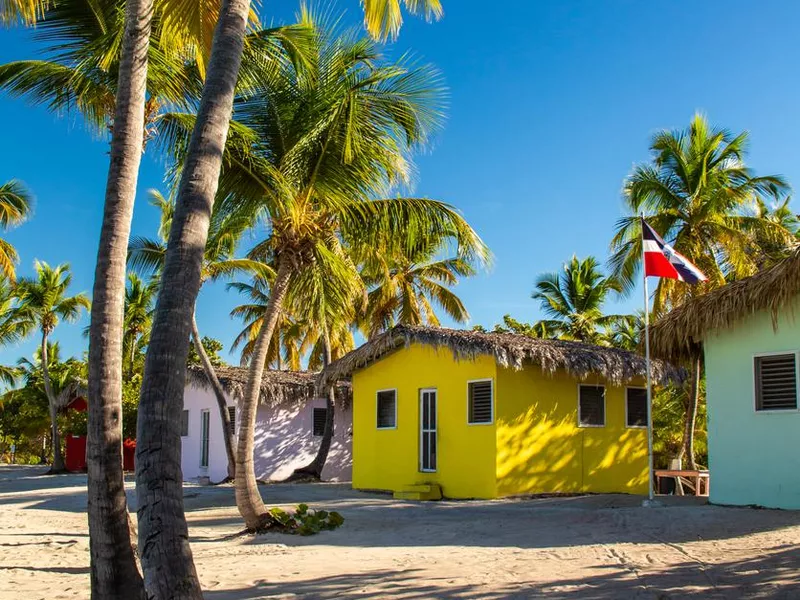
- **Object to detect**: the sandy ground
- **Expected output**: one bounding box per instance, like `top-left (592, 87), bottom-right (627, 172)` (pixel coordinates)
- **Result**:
top-left (2, 466), bottom-right (800, 599)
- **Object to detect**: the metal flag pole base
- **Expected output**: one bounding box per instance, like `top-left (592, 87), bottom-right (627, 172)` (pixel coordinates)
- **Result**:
top-left (642, 498), bottom-right (665, 508)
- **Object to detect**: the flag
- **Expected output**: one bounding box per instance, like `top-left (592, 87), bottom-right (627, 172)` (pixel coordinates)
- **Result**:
top-left (641, 219), bottom-right (707, 284)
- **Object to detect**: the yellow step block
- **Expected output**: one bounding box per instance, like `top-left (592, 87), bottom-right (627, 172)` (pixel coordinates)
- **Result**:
top-left (393, 483), bottom-right (442, 501)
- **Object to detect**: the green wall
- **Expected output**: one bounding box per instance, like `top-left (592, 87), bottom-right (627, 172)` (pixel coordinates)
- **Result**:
top-left (705, 302), bottom-right (800, 509)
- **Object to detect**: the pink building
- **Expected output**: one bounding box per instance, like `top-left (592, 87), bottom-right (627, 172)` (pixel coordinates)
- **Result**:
top-left (181, 367), bottom-right (352, 484)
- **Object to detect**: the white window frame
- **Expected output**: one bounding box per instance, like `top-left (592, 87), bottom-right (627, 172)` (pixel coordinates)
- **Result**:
top-left (577, 383), bottom-right (606, 428)
top-left (376, 388), bottom-right (398, 430)
top-left (199, 409), bottom-right (210, 468)
top-left (467, 378), bottom-right (494, 426)
top-left (624, 386), bottom-right (648, 429)
top-left (752, 350), bottom-right (800, 414)
top-left (419, 388), bottom-right (437, 473)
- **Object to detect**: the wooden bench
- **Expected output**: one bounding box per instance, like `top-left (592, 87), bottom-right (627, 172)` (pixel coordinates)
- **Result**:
top-left (654, 469), bottom-right (710, 497)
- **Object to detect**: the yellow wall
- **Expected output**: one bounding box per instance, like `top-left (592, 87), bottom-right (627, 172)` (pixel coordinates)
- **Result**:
top-left (351, 344), bottom-right (649, 499)
top-left (352, 343), bottom-right (498, 498)
top-left (496, 367), bottom-right (649, 496)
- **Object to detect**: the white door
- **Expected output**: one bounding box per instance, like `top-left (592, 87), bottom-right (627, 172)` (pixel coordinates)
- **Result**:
top-left (420, 389), bottom-right (437, 472)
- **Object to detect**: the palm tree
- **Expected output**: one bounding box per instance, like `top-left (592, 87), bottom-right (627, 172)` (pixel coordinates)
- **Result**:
top-left (609, 113), bottom-right (792, 469)
top-left (136, 1), bottom-right (448, 586)
top-left (0, 180), bottom-right (32, 281)
top-left (0, 0), bottom-right (46, 23)
top-left (122, 273), bottom-right (157, 380)
top-left (361, 0), bottom-right (444, 40)
top-left (129, 190), bottom-right (270, 480)
top-left (602, 313), bottom-right (643, 351)
top-left (169, 25), bottom-right (487, 529)
top-left (359, 235), bottom-right (477, 338)
top-left (0, 1), bottom-right (229, 593)
top-left (15, 261), bottom-right (89, 473)
top-left (0, 279), bottom-right (33, 386)
top-left (532, 256), bottom-right (621, 344)
top-left (753, 197), bottom-right (799, 267)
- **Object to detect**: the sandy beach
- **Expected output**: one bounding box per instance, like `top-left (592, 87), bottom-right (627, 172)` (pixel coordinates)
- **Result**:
top-left (2, 464), bottom-right (800, 599)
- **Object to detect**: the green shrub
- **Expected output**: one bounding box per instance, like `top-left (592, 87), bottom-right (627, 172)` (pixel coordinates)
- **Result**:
top-left (264, 504), bottom-right (344, 536)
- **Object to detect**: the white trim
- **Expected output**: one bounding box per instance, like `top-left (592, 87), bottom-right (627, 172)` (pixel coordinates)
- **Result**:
top-left (419, 388), bottom-right (437, 473)
top-left (376, 388), bottom-right (398, 430)
top-left (624, 386), bottom-right (648, 429)
top-left (577, 383), bottom-right (606, 428)
top-left (199, 409), bottom-right (210, 469)
top-left (467, 378), bottom-right (494, 425)
top-left (752, 350), bottom-right (800, 414)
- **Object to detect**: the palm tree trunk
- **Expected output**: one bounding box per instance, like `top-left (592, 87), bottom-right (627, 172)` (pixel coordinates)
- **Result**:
top-left (85, 0), bottom-right (153, 595)
top-left (678, 354), bottom-right (702, 470)
top-left (40, 333), bottom-right (66, 473)
top-left (236, 261), bottom-right (293, 530)
top-left (287, 332), bottom-right (334, 481)
top-left (191, 311), bottom-right (235, 480)
top-left (135, 0), bottom-right (253, 594)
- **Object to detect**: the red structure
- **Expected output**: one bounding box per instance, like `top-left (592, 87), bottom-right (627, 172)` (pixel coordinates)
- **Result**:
top-left (63, 396), bottom-right (136, 472)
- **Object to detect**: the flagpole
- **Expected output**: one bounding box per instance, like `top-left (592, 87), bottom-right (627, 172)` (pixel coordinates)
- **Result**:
top-left (641, 217), bottom-right (656, 504)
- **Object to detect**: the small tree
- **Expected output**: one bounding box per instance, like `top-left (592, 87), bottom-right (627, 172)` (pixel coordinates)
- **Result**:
top-left (15, 262), bottom-right (90, 473)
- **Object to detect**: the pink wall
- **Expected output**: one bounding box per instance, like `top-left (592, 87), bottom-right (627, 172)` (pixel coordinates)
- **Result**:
top-left (181, 385), bottom-right (352, 484)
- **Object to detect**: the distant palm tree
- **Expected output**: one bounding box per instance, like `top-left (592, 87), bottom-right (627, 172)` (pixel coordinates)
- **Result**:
top-left (532, 256), bottom-right (621, 344)
top-left (609, 113), bottom-right (792, 468)
top-left (15, 261), bottom-right (89, 473)
top-left (122, 273), bottom-right (157, 380)
top-left (752, 197), bottom-right (799, 266)
top-left (359, 235), bottom-right (477, 338)
top-left (602, 313), bottom-right (644, 351)
top-left (0, 180), bottom-right (32, 281)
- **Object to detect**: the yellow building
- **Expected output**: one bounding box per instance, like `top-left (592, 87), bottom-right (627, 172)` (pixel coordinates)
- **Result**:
top-left (321, 326), bottom-right (678, 499)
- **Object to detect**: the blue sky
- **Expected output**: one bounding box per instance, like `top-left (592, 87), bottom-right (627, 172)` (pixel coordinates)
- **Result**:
top-left (2, 1), bottom-right (800, 364)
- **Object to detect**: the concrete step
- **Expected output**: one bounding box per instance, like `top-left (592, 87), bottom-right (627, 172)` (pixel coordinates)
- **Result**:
top-left (393, 483), bottom-right (442, 501)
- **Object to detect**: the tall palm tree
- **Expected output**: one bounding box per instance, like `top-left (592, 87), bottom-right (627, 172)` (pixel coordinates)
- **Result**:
top-left (609, 113), bottom-right (792, 469)
top-left (0, 180), bottom-right (32, 282)
top-left (173, 26), bottom-right (488, 529)
top-left (0, 2), bottom-right (228, 593)
top-left (359, 235), bottom-right (477, 338)
top-left (129, 189), bottom-right (270, 480)
top-left (532, 256), bottom-right (621, 344)
top-left (136, 2), bottom-right (448, 587)
top-left (15, 261), bottom-right (90, 473)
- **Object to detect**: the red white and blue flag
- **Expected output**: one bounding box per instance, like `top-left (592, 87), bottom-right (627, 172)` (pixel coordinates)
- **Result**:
top-left (642, 219), bottom-right (707, 284)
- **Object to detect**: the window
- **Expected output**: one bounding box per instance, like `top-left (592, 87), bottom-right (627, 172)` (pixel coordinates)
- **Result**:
top-left (227, 406), bottom-right (236, 435)
top-left (626, 388), bottom-right (648, 428)
top-left (579, 385), bottom-right (605, 427)
top-left (377, 390), bottom-right (397, 429)
top-left (468, 380), bottom-right (493, 424)
top-left (755, 353), bottom-right (798, 411)
top-left (313, 407), bottom-right (329, 437)
top-left (200, 410), bottom-right (210, 468)
top-left (180, 410), bottom-right (189, 437)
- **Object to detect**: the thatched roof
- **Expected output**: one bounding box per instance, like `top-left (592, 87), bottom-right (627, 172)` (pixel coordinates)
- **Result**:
top-left (650, 248), bottom-right (800, 362)
top-left (187, 365), bottom-right (351, 407)
top-left (319, 325), bottom-right (681, 388)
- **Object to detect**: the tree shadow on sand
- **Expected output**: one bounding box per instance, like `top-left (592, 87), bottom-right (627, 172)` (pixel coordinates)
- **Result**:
top-left (202, 546), bottom-right (800, 599)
